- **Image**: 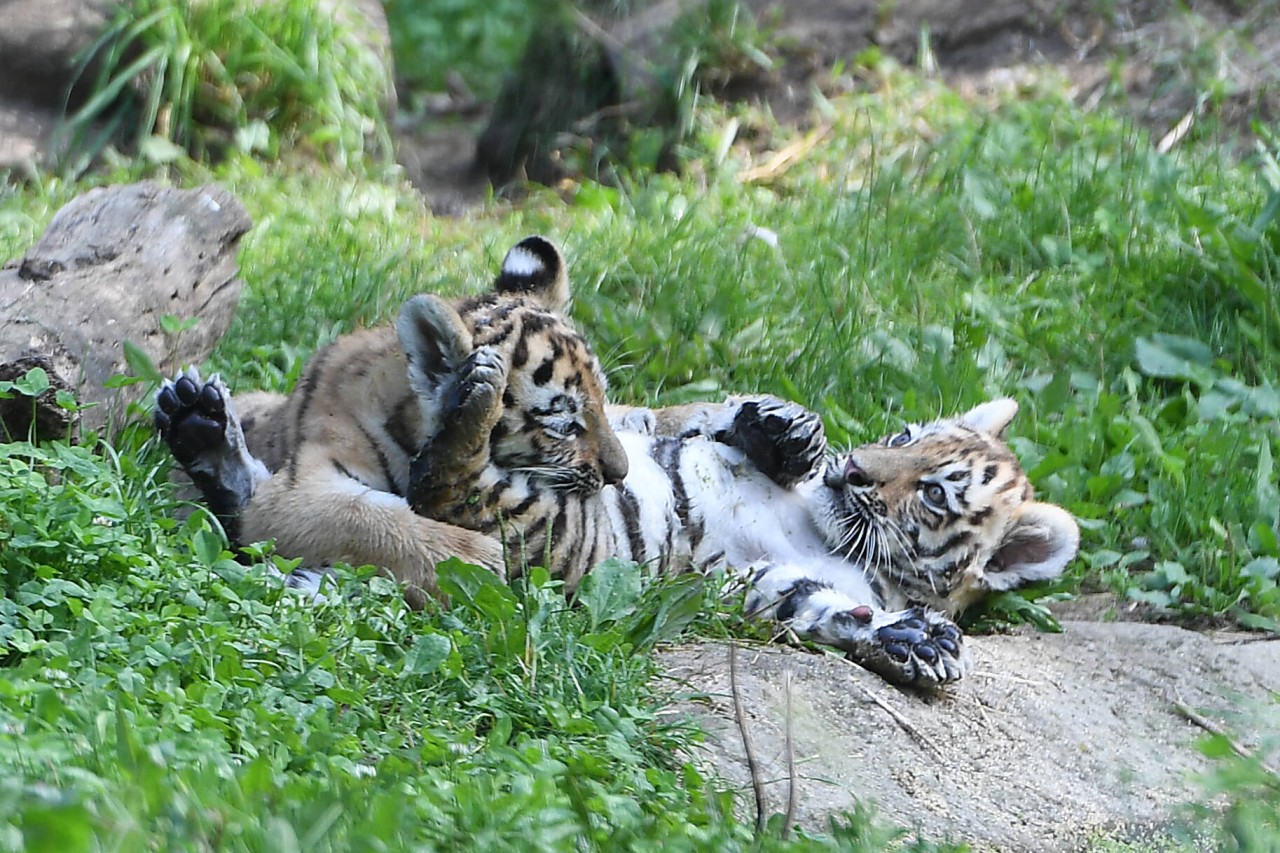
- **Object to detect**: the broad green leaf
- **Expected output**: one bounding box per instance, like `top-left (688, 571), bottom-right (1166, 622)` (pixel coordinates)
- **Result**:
top-left (1133, 334), bottom-right (1214, 385)
top-left (437, 557), bottom-right (516, 623)
top-left (122, 340), bottom-right (164, 383)
top-left (401, 633), bottom-right (451, 677)
top-left (13, 366), bottom-right (50, 397)
top-left (574, 558), bottom-right (643, 629)
top-left (626, 575), bottom-right (704, 650)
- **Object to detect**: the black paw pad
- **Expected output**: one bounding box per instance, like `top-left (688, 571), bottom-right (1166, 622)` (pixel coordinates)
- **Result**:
top-left (154, 374), bottom-right (229, 462)
top-left (175, 375), bottom-right (201, 406)
top-left (722, 398), bottom-right (826, 488)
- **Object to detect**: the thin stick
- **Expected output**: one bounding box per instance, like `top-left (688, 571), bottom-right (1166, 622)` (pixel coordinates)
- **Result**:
top-left (1156, 106), bottom-right (1197, 154)
top-left (966, 669), bottom-right (1049, 688)
top-left (781, 668), bottom-right (798, 839)
top-left (729, 640), bottom-right (767, 832)
top-left (1170, 687), bottom-right (1278, 777)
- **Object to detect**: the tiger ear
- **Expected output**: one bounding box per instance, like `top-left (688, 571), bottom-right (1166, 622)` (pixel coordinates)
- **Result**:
top-left (397, 294), bottom-right (473, 397)
top-left (959, 398), bottom-right (1019, 437)
top-left (493, 235), bottom-right (570, 314)
top-left (981, 502), bottom-right (1080, 591)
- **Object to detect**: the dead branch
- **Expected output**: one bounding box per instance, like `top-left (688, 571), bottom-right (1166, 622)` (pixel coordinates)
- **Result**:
top-left (729, 640), bottom-right (768, 832)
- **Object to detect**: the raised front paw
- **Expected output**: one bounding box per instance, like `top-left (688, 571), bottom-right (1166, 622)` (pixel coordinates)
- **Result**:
top-left (449, 345), bottom-right (508, 426)
top-left (721, 395), bottom-right (826, 489)
top-left (155, 368), bottom-right (231, 467)
top-left (829, 606), bottom-right (970, 687)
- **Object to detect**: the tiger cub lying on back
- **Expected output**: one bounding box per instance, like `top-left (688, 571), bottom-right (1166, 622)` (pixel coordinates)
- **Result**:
top-left (156, 237), bottom-right (1079, 687)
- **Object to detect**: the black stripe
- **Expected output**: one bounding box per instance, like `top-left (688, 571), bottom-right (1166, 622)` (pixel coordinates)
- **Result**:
top-left (505, 491), bottom-right (541, 520)
top-left (982, 463), bottom-right (999, 485)
top-left (384, 394), bottom-right (419, 458)
top-left (777, 579), bottom-right (828, 621)
top-left (285, 345), bottom-right (334, 484)
top-left (551, 501), bottom-right (568, 545)
top-left (511, 334), bottom-right (530, 369)
top-left (917, 529), bottom-right (972, 559)
top-left (357, 423), bottom-right (397, 493)
top-left (482, 321), bottom-right (515, 348)
top-left (332, 459), bottom-right (356, 481)
top-left (652, 438), bottom-right (690, 528)
top-left (616, 484), bottom-right (645, 561)
top-left (532, 358), bottom-right (555, 385)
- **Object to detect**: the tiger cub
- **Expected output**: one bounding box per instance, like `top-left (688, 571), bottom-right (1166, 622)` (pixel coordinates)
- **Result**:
top-left (154, 237), bottom-right (619, 606)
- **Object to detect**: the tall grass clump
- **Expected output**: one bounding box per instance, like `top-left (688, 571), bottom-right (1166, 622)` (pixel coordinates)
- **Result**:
top-left (61, 0), bottom-right (393, 173)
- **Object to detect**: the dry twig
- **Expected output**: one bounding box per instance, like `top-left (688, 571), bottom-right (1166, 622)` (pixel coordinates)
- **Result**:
top-left (1169, 687), bottom-right (1279, 778)
top-left (834, 657), bottom-right (944, 761)
top-left (729, 640), bottom-right (767, 832)
top-left (740, 125), bottom-right (832, 183)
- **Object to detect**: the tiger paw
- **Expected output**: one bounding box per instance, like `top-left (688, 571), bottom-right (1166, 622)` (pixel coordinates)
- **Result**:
top-left (828, 606), bottom-right (970, 687)
top-left (155, 368), bottom-right (231, 469)
top-left (154, 368), bottom-right (269, 535)
top-left (449, 345), bottom-right (508, 425)
top-left (609, 405), bottom-right (657, 436)
top-left (721, 395), bottom-right (827, 489)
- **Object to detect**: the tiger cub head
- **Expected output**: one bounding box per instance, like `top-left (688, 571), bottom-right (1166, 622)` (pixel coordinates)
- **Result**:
top-left (398, 236), bottom-right (628, 493)
top-left (811, 399), bottom-right (1079, 615)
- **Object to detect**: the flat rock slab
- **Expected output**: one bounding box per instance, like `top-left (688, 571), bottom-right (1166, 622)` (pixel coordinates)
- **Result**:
top-left (662, 622), bottom-right (1279, 851)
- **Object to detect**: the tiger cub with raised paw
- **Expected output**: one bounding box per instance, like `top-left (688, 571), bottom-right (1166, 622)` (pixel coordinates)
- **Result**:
top-left (154, 238), bottom-right (609, 605)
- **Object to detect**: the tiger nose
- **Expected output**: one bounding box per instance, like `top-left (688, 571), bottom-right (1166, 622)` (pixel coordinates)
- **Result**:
top-left (830, 456), bottom-right (872, 488)
top-left (602, 453), bottom-right (628, 485)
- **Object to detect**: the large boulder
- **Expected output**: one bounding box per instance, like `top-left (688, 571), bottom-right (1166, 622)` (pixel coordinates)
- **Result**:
top-left (0, 182), bottom-right (251, 440)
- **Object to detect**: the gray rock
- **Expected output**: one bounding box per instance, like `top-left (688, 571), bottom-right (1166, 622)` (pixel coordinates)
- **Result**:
top-left (0, 181), bottom-right (251, 439)
top-left (663, 622), bottom-right (1279, 850)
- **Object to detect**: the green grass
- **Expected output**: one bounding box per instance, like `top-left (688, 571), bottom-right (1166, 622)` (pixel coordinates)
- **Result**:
top-left (3, 27), bottom-right (1280, 850)
top-left (61, 0), bottom-right (392, 173)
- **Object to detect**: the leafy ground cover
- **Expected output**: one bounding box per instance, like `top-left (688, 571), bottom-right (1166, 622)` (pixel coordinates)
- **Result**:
top-left (1, 0), bottom-right (1279, 848)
